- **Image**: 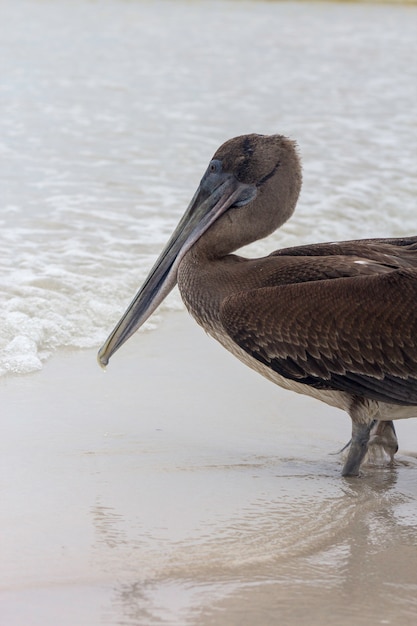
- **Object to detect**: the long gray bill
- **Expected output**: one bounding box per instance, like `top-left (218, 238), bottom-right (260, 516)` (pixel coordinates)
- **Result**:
top-left (97, 169), bottom-right (256, 367)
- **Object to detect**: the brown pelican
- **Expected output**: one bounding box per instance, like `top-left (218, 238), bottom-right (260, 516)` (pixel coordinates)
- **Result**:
top-left (98, 134), bottom-right (417, 476)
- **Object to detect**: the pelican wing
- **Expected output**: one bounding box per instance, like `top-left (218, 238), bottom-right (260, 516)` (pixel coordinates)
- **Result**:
top-left (220, 268), bottom-right (417, 406)
top-left (271, 235), bottom-right (417, 262)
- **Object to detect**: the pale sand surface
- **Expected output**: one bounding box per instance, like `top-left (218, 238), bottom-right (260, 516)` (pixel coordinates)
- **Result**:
top-left (1, 312), bottom-right (417, 625)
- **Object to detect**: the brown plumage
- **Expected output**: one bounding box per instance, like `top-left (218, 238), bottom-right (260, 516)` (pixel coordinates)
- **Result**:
top-left (98, 134), bottom-right (417, 476)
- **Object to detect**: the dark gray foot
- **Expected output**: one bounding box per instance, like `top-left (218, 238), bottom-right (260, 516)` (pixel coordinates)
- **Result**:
top-left (342, 421), bottom-right (373, 477)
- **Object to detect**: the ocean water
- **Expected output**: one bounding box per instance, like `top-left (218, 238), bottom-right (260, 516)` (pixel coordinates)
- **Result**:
top-left (1, 0), bottom-right (416, 378)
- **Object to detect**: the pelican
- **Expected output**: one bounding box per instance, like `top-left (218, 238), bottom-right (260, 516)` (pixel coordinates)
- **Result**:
top-left (98, 134), bottom-right (417, 476)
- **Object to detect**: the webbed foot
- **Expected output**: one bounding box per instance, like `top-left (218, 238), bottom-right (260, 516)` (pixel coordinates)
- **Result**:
top-left (339, 420), bottom-right (398, 473)
top-left (367, 420), bottom-right (398, 465)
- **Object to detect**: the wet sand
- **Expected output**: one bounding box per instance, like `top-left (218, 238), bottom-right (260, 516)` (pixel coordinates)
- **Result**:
top-left (1, 312), bottom-right (417, 625)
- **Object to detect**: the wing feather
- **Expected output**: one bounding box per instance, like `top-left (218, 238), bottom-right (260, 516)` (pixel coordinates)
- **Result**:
top-left (220, 268), bottom-right (417, 405)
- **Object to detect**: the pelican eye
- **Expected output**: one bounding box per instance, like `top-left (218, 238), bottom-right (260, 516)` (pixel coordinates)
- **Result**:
top-left (208, 160), bottom-right (221, 174)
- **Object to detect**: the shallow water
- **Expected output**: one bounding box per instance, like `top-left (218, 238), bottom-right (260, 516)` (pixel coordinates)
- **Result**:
top-left (1, 0), bottom-right (416, 375)
top-left (1, 314), bottom-right (417, 625)
top-left (1, 1), bottom-right (417, 624)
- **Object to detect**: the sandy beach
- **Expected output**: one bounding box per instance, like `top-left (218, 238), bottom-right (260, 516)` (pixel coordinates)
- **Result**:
top-left (1, 311), bottom-right (417, 625)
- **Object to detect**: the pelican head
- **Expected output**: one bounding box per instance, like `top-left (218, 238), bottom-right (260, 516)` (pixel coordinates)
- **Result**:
top-left (98, 134), bottom-right (301, 367)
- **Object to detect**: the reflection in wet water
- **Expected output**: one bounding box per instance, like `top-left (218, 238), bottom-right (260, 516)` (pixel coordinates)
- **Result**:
top-left (89, 463), bottom-right (417, 625)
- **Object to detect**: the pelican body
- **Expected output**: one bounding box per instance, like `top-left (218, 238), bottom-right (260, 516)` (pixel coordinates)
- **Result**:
top-left (98, 134), bottom-right (417, 476)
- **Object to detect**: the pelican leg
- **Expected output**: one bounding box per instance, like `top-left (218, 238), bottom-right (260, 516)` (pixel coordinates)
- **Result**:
top-left (367, 420), bottom-right (398, 465)
top-left (342, 420), bottom-right (373, 476)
